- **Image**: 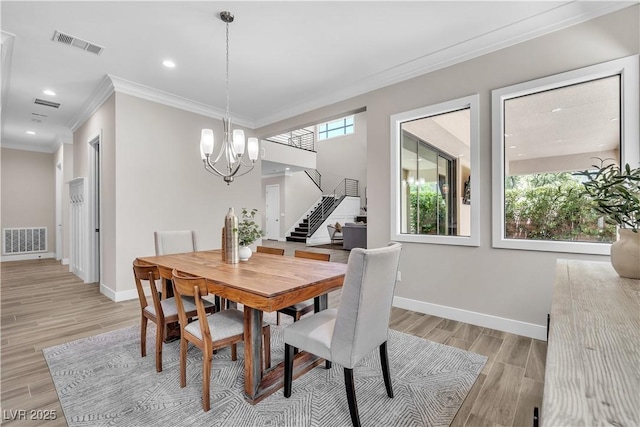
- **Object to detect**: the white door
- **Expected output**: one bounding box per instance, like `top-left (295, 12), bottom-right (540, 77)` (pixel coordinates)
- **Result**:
top-left (265, 185), bottom-right (280, 240)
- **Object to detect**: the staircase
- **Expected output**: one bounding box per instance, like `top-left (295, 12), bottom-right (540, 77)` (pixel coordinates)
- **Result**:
top-left (286, 218), bottom-right (309, 243)
top-left (286, 178), bottom-right (359, 243)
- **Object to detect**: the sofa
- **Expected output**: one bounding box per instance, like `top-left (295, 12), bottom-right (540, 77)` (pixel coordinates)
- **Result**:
top-left (342, 222), bottom-right (367, 250)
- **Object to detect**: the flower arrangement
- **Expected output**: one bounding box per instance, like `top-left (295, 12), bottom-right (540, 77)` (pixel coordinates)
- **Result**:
top-left (236, 208), bottom-right (265, 246)
top-left (574, 159), bottom-right (640, 232)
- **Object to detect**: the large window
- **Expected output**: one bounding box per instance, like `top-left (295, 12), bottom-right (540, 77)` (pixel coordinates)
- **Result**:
top-left (317, 116), bottom-right (354, 140)
top-left (492, 55), bottom-right (639, 254)
top-left (391, 95), bottom-right (479, 246)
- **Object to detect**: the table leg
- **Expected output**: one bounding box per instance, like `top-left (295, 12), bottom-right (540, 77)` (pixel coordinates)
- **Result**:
top-left (243, 306), bottom-right (263, 399)
top-left (314, 293), bottom-right (328, 312)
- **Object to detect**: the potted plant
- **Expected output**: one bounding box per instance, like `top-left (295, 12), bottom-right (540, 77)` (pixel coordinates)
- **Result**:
top-left (575, 160), bottom-right (640, 279)
top-left (235, 208), bottom-right (265, 261)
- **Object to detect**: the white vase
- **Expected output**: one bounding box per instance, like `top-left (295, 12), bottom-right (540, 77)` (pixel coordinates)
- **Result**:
top-left (238, 246), bottom-right (252, 261)
top-left (610, 228), bottom-right (640, 279)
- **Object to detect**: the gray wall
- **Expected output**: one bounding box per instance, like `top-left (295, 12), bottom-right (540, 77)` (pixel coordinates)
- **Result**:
top-left (255, 6), bottom-right (640, 338)
top-left (0, 148), bottom-right (56, 257)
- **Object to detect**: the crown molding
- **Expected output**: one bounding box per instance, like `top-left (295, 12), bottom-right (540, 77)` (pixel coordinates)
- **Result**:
top-left (67, 75), bottom-right (115, 132)
top-left (108, 75), bottom-right (255, 128)
top-left (253, 1), bottom-right (636, 128)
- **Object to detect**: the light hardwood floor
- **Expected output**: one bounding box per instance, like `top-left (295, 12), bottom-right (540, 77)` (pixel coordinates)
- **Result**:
top-left (1, 242), bottom-right (545, 426)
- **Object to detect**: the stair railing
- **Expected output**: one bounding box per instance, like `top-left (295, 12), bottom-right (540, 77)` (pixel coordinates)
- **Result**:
top-left (306, 178), bottom-right (359, 236)
top-left (305, 169), bottom-right (322, 191)
top-left (266, 129), bottom-right (316, 152)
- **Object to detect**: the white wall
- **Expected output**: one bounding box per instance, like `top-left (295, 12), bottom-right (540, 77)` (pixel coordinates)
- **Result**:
top-left (254, 6), bottom-right (640, 339)
top-left (315, 111), bottom-right (367, 206)
top-left (111, 93), bottom-right (262, 299)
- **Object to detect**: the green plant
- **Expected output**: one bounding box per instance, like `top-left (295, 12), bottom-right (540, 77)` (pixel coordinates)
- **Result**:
top-left (235, 208), bottom-right (265, 246)
top-left (574, 160), bottom-right (640, 232)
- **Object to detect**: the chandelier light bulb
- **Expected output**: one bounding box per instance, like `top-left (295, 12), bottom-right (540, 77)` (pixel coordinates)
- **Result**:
top-left (233, 129), bottom-right (245, 156)
top-left (247, 137), bottom-right (259, 161)
top-left (200, 129), bottom-right (214, 159)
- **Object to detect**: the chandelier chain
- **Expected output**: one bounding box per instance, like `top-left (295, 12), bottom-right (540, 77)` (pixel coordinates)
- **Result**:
top-left (225, 21), bottom-right (230, 121)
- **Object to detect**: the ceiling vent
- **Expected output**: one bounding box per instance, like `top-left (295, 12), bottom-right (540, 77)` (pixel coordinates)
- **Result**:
top-left (34, 98), bottom-right (61, 108)
top-left (52, 30), bottom-right (104, 56)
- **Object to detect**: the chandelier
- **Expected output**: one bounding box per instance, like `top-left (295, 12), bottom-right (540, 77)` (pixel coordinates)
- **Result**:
top-left (200, 11), bottom-right (259, 185)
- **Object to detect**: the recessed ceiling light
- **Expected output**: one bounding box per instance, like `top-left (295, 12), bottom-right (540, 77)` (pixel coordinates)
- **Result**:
top-left (509, 145), bottom-right (516, 149)
top-left (43, 89), bottom-right (56, 96)
top-left (26, 131), bottom-right (36, 135)
top-left (517, 153), bottom-right (525, 157)
top-left (504, 133), bottom-right (512, 138)
top-left (162, 59), bottom-right (176, 68)
top-left (555, 139), bottom-right (563, 143)
top-left (285, 167), bottom-right (290, 171)
top-left (610, 117), bottom-right (619, 121)
top-left (551, 107), bottom-right (563, 113)
top-left (597, 144), bottom-right (605, 147)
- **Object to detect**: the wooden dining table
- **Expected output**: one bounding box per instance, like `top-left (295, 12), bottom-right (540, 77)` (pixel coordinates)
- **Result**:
top-left (136, 249), bottom-right (347, 404)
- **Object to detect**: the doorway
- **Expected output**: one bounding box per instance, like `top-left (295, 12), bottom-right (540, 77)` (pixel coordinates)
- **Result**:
top-left (87, 133), bottom-right (101, 283)
top-left (265, 185), bottom-right (280, 240)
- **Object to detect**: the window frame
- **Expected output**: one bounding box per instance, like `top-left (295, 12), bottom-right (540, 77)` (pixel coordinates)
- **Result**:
top-left (317, 115), bottom-right (354, 141)
top-left (390, 94), bottom-right (480, 246)
top-left (491, 55), bottom-right (639, 254)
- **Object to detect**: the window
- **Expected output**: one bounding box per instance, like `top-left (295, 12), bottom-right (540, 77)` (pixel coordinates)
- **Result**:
top-left (391, 94), bottom-right (480, 246)
top-left (492, 55), bottom-right (639, 254)
top-left (317, 116), bottom-right (354, 140)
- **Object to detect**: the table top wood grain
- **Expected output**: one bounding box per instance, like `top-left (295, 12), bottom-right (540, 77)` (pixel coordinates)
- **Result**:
top-left (136, 249), bottom-right (348, 311)
top-left (542, 259), bottom-right (640, 426)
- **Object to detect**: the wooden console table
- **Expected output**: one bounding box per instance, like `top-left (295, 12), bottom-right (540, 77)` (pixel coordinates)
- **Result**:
top-left (542, 259), bottom-right (639, 426)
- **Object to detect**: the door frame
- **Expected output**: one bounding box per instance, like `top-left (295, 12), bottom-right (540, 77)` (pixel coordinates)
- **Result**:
top-left (87, 131), bottom-right (101, 284)
top-left (265, 184), bottom-right (280, 240)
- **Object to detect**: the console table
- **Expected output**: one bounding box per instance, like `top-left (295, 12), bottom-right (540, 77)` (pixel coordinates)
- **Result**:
top-left (542, 259), bottom-right (639, 426)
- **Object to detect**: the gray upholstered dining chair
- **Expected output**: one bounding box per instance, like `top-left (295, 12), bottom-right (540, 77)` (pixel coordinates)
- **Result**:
top-left (154, 230), bottom-right (196, 255)
top-left (283, 242), bottom-right (402, 427)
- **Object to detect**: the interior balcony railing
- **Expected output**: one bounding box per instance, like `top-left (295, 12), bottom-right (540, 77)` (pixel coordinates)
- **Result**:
top-left (307, 178), bottom-right (359, 236)
top-left (266, 128), bottom-right (315, 152)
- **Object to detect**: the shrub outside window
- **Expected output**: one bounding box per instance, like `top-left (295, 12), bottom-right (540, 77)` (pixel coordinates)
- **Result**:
top-left (492, 55), bottom-right (639, 254)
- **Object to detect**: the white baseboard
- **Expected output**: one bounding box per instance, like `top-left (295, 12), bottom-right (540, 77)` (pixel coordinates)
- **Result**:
top-left (100, 283), bottom-right (138, 302)
top-left (61, 258), bottom-right (69, 265)
top-left (393, 296), bottom-right (547, 341)
top-left (0, 252), bottom-right (56, 262)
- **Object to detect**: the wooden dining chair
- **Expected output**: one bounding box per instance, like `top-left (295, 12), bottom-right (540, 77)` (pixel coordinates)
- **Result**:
top-left (171, 269), bottom-right (271, 412)
top-left (276, 250), bottom-right (331, 325)
top-left (283, 243), bottom-right (402, 427)
top-left (133, 261), bottom-right (203, 373)
top-left (256, 245), bottom-right (285, 255)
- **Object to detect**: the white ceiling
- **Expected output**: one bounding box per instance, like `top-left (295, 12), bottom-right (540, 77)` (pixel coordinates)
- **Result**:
top-left (0, 1), bottom-right (634, 153)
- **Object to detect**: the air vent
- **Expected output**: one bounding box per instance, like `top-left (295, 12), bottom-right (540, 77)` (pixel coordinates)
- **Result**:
top-left (34, 98), bottom-right (61, 108)
top-left (52, 30), bottom-right (104, 56)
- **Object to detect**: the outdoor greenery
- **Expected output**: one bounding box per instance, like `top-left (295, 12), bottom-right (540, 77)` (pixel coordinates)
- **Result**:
top-left (235, 208), bottom-right (265, 246)
top-left (574, 161), bottom-right (640, 232)
top-left (504, 172), bottom-right (616, 242)
top-left (408, 188), bottom-right (447, 235)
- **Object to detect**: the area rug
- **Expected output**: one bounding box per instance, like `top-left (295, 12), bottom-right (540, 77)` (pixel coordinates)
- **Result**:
top-left (43, 324), bottom-right (486, 426)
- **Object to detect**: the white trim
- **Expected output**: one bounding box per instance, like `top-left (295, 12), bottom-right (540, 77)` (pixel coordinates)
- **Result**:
top-left (108, 75), bottom-right (254, 128)
top-left (390, 94), bottom-right (480, 247)
top-left (61, 258), bottom-right (69, 265)
top-left (87, 132), bottom-right (101, 284)
top-left (393, 296), bottom-right (547, 341)
top-left (0, 252), bottom-right (55, 262)
top-left (67, 75), bottom-right (115, 132)
top-left (100, 282), bottom-right (139, 302)
top-left (492, 55), bottom-right (640, 255)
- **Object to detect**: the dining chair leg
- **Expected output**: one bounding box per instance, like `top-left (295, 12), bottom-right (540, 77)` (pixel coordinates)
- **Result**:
top-left (276, 312), bottom-right (281, 326)
top-left (155, 322), bottom-right (164, 372)
top-left (263, 326), bottom-right (271, 369)
top-left (231, 344), bottom-right (237, 361)
top-left (344, 368), bottom-right (361, 427)
top-left (379, 341), bottom-right (393, 398)
top-left (284, 343), bottom-right (294, 398)
top-left (326, 360), bottom-right (332, 369)
top-left (140, 315), bottom-right (148, 357)
top-left (179, 338), bottom-right (187, 388)
top-left (202, 353), bottom-right (212, 412)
